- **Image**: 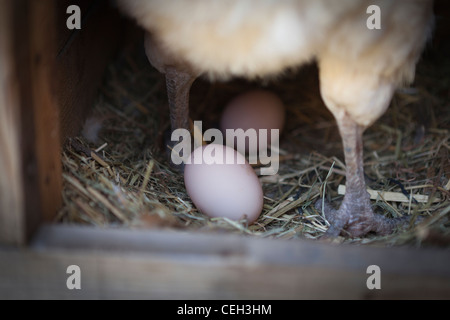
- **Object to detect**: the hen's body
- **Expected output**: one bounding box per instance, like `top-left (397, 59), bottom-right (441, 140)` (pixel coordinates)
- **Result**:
top-left (118, 0), bottom-right (434, 237)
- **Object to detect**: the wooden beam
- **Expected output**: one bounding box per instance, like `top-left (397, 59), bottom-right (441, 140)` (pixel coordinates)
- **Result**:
top-left (1, 225), bottom-right (449, 299)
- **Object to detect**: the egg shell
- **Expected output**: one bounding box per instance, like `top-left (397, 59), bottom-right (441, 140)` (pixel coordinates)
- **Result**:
top-left (184, 144), bottom-right (263, 224)
top-left (220, 90), bottom-right (285, 154)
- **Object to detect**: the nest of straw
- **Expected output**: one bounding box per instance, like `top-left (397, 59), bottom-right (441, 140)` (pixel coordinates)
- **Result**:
top-left (57, 37), bottom-right (450, 247)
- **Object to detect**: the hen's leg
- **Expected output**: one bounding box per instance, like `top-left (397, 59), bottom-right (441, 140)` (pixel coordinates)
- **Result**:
top-left (164, 67), bottom-right (196, 170)
top-left (316, 114), bottom-right (419, 238)
top-left (144, 33), bottom-right (196, 170)
top-left (165, 67), bottom-right (195, 134)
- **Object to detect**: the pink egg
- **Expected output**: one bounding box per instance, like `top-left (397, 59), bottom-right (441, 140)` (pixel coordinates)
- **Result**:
top-left (220, 90), bottom-right (285, 155)
top-left (184, 144), bottom-right (263, 224)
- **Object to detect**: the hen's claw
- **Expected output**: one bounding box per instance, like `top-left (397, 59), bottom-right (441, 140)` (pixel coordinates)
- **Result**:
top-left (315, 198), bottom-right (423, 238)
top-left (315, 114), bottom-right (424, 238)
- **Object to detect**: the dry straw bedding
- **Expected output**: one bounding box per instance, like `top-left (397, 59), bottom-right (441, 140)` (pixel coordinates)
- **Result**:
top-left (58, 40), bottom-right (450, 247)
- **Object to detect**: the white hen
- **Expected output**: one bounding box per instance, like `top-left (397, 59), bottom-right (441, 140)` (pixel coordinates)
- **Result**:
top-left (118, 0), bottom-right (434, 237)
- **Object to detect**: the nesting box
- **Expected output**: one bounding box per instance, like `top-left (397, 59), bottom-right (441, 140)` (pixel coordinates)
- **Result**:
top-left (0, 0), bottom-right (449, 299)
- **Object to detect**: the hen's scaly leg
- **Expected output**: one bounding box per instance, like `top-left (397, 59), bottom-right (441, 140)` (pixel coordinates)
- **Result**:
top-left (163, 67), bottom-right (196, 170)
top-left (316, 113), bottom-right (418, 238)
top-left (165, 67), bottom-right (195, 134)
top-left (317, 115), bottom-right (375, 237)
top-left (144, 33), bottom-right (197, 170)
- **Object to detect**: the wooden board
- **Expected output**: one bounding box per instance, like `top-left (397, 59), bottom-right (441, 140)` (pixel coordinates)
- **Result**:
top-left (0, 0), bottom-right (50, 245)
top-left (55, 0), bottom-right (128, 142)
top-left (0, 0), bottom-right (126, 245)
top-left (0, 225), bottom-right (449, 299)
top-left (0, 0), bottom-right (27, 245)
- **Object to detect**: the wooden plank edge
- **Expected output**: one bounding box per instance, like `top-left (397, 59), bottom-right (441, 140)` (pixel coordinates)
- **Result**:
top-left (0, 224), bottom-right (448, 299)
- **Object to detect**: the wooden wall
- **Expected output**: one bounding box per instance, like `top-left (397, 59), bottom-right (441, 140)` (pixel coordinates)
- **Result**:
top-left (0, 0), bottom-right (125, 245)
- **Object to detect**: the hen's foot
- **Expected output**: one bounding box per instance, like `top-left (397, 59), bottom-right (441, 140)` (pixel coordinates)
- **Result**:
top-left (316, 113), bottom-right (422, 238)
top-left (315, 196), bottom-right (422, 238)
top-left (164, 129), bottom-right (186, 173)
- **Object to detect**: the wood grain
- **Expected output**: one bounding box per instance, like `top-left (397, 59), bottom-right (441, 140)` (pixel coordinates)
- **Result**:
top-left (55, 0), bottom-right (127, 142)
top-left (0, 225), bottom-right (449, 299)
top-left (0, 0), bottom-right (26, 245)
top-left (0, 0), bottom-right (64, 244)
top-left (0, 0), bottom-right (126, 244)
